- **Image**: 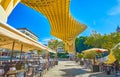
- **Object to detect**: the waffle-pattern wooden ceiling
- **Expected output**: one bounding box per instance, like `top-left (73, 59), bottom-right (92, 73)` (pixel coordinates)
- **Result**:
top-left (21, 0), bottom-right (87, 53)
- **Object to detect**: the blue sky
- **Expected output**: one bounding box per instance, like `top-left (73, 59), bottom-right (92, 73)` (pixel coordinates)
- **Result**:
top-left (7, 0), bottom-right (120, 44)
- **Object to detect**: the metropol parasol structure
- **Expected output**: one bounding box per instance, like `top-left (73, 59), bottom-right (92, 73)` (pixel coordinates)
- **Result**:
top-left (0, 0), bottom-right (87, 54)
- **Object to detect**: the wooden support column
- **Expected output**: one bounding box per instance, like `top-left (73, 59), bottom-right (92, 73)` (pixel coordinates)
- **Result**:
top-left (10, 41), bottom-right (15, 64)
top-left (20, 44), bottom-right (23, 61)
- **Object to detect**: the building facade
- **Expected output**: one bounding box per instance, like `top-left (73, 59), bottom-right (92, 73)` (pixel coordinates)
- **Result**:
top-left (48, 39), bottom-right (64, 53)
top-left (57, 46), bottom-right (64, 53)
top-left (17, 28), bottom-right (39, 41)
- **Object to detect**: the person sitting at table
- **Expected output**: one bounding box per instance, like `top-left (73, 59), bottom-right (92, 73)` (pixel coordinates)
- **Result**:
top-left (111, 63), bottom-right (115, 74)
top-left (102, 63), bottom-right (107, 72)
top-left (9, 64), bottom-right (16, 71)
top-left (114, 60), bottom-right (119, 75)
top-left (0, 67), bottom-right (4, 77)
top-left (26, 68), bottom-right (33, 77)
top-left (4, 62), bottom-right (9, 73)
top-left (99, 63), bottom-right (104, 72)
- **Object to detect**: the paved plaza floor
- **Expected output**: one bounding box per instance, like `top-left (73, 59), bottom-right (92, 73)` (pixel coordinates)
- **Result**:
top-left (44, 61), bottom-right (115, 77)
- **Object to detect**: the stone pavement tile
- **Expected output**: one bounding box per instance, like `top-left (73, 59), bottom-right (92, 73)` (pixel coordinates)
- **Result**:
top-left (44, 61), bottom-right (87, 77)
top-left (76, 72), bottom-right (115, 77)
top-left (43, 61), bottom-right (116, 77)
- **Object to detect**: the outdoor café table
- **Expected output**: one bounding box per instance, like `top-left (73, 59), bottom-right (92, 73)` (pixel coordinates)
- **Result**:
top-left (5, 69), bottom-right (26, 77)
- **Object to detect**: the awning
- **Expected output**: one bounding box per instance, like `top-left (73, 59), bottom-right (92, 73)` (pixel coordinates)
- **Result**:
top-left (0, 21), bottom-right (56, 53)
top-left (82, 48), bottom-right (108, 53)
top-left (82, 48), bottom-right (108, 59)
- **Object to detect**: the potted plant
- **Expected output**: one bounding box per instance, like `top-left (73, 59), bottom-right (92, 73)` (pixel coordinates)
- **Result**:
top-left (83, 51), bottom-right (100, 72)
top-left (77, 53), bottom-right (84, 65)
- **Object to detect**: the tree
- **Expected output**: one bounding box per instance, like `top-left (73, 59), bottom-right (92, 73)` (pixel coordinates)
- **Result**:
top-left (101, 32), bottom-right (120, 50)
top-left (77, 53), bottom-right (84, 59)
top-left (84, 31), bottom-right (120, 51)
top-left (48, 39), bottom-right (65, 64)
top-left (84, 30), bottom-right (103, 48)
top-left (48, 39), bottom-right (65, 51)
top-left (82, 51), bottom-right (103, 65)
top-left (75, 36), bottom-right (92, 53)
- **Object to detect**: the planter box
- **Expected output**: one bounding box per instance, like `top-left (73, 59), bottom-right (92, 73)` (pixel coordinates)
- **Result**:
top-left (55, 61), bottom-right (58, 65)
top-left (80, 61), bottom-right (84, 65)
top-left (92, 65), bottom-right (99, 72)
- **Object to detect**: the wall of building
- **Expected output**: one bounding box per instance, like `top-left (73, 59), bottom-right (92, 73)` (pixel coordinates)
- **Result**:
top-left (18, 29), bottom-right (39, 41)
top-left (57, 47), bottom-right (64, 52)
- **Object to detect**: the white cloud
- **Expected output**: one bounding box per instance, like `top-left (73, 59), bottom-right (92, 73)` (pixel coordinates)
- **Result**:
top-left (109, 0), bottom-right (120, 15)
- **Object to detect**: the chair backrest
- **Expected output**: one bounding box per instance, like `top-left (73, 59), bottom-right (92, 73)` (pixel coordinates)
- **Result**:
top-left (4, 63), bottom-right (9, 73)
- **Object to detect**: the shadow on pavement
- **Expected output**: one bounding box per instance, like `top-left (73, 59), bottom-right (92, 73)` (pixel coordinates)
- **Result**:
top-left (60, 68), bottom-right (89, 77)
top-left (64, 65), bottom-right (79, 67)
top-left (88, 72), bottom-right (115, 77)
